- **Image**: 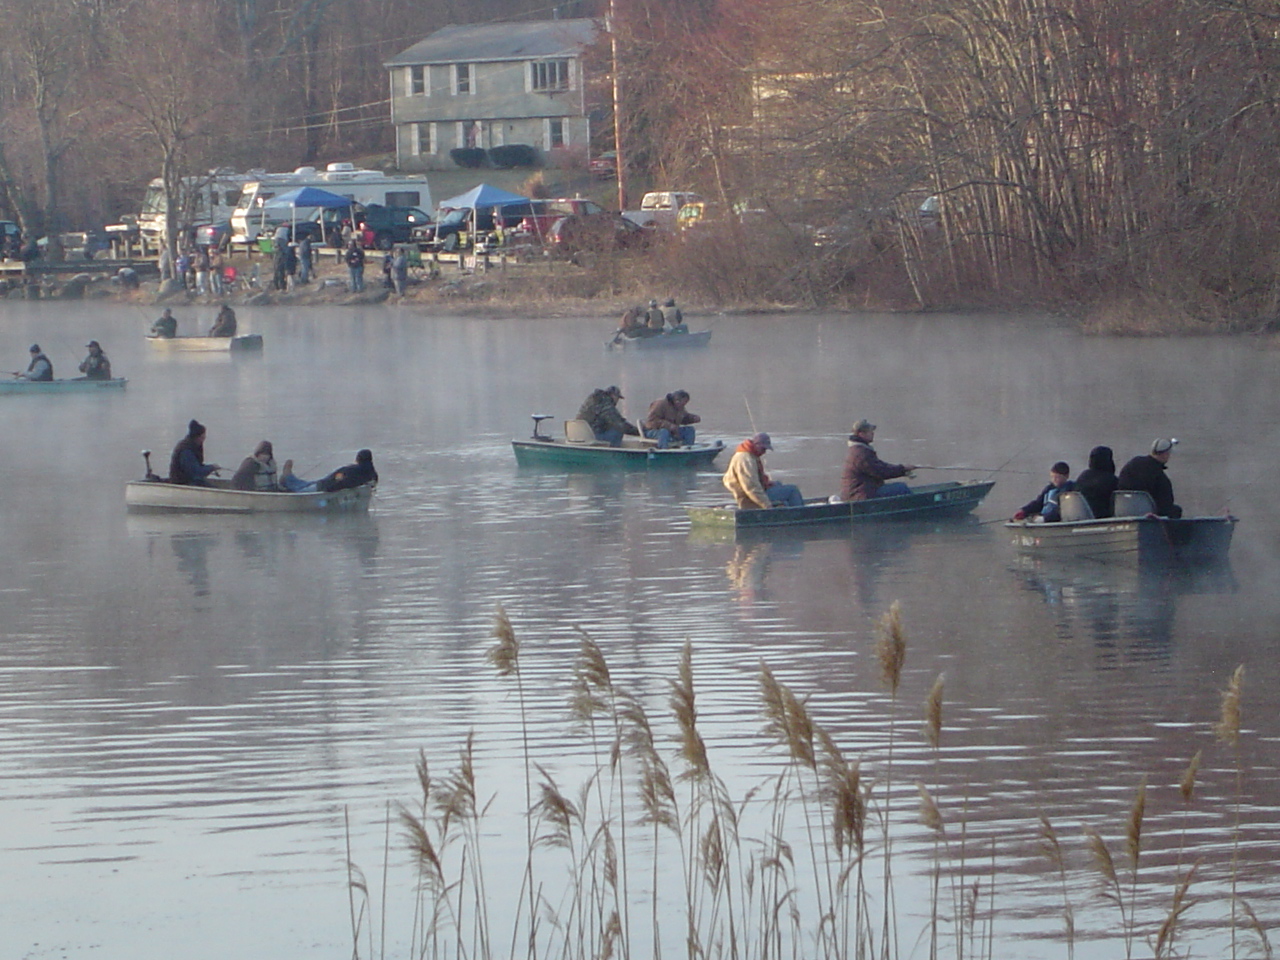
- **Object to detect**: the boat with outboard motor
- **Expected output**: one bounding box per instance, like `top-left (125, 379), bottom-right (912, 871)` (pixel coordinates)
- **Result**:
top-left (512, 414), bottom-right (724, 468)
top-left (1005, 489), bottom-right (1235, 564)
top-left (146, 334), bottom-right (263, 352)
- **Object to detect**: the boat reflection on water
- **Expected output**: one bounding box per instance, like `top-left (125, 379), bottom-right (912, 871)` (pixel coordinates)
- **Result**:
top-left (128, 511), bottom-right (382, 597)
top-left (693, 517), bottom-right (974, 609)
top-left (1012, 556), bottom-right (1238, 662)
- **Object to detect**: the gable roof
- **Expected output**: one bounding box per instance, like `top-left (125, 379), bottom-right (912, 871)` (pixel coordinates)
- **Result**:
top-left (385, 18), bottom-right (598, 68)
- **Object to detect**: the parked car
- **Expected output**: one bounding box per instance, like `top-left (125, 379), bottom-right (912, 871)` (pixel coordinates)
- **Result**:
top-left (588, 151), bottom-right (617, 180)
top-left (516, 198), bottom-right (607, 242)
top-left (414, 200), bottom-right (540, 250)
top-left (622, 191), bottom-right (703, 231)
top-left (546, 211), bottom-right (650, 259)
top-left (195, 221), bottom-right (232, 250)
top-left (355, 204), bottom-right (432, 250)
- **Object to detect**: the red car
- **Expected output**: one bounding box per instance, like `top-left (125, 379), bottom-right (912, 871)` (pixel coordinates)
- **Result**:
top-left (588, 151), bottom-right (617, 180)
top-left (546, 211), bottom-right (650, 259)
top-left (517, 198), bottom-right (608, 243)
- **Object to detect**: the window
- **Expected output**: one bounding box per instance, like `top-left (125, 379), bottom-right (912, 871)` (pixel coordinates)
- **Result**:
top-left (408, 65), bottom-right (426, 96)
top-left (386, 191), bottom-right (422, 207)
top-left (454, 63), bottom-right (471, 95)
top-left (410, 123), bottom-right (435, 156)
top-left (547, 118), bottom-right (565, 149)
top-left (531, 59), bottom-right (571, 92)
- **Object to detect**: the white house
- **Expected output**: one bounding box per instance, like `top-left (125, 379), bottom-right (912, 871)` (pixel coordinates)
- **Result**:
top-left (385, 18), bottom-right (599, 171)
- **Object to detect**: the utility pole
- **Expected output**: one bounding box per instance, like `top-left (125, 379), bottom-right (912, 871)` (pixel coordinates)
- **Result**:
top-left (608, 0), bottom-right (627, 211)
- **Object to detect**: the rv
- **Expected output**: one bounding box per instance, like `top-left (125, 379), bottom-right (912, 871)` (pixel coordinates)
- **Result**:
top-left (137, 169), bottom-right (262, 240)
top-left (229, 163), bottom-right (432, 244)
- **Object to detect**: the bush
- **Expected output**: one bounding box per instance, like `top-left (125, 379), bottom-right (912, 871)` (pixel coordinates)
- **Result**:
top-left (450, 148), bottom-right (487, 169)
top-left (488, 144), bottom-right (539, 169)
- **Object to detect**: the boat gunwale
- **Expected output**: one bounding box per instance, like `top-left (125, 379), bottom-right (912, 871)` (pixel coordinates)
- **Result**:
top-left (124, 478), bottom-right (374, 513)
top-left (686, 480), bottom-right (996, 529)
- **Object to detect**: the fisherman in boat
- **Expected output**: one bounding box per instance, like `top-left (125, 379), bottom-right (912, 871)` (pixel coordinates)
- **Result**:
top-left (278, 449), bottom-right (377, 493)
top-left (168, 419), bottom-right (222, 486)
top-left (615, 305), bottom-right (646, 340)
top-left (15, 344), bottom-right (53, 381)
top-left (1012, 461), bottom-right (1074, 522)
top-left (723, 432), bottom-right (804, 509)
top-left (231, 440), bottom-right (280, 491)
top-left (208, 304), bottom-right (237, 337)
top-left (642, 389), bottom-right (701, 449)
top-left (150, 308), bottom-right (178, 338)
top-left (839, 419), bottom-right (916, 502)
top-left (664, 298), bottom-right (687, 333)
top-left (78, 340), bottom-right (112, 380)
top-left (1117, 438), bottom-right (1183, 518)
top-left (577, 386), bottom-right (641, 446)
top-left (645, 299), bottom-right (666, 332)
top-left (1074, 445), bottom-right (1118, 518)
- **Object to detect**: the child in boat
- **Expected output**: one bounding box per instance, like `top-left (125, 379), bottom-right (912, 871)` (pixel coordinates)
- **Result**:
top-left (1013, 461), bottom-right (1074, 522)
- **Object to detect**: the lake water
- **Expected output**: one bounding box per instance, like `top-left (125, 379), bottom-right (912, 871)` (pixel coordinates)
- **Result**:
top-left (1, 303), bottom-right (1277, 960)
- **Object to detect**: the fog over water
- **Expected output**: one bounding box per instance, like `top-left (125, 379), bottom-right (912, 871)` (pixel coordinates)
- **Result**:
top-left (1, 302), bottom-right (1277, 959)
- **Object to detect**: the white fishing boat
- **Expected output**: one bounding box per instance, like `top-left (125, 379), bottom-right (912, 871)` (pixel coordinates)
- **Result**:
top-left (125, 478), bottom-right (374, 513)
top-left (0, 377), bottom-right (127, 395)
top-left (146, 334), bottom-right (263, 352)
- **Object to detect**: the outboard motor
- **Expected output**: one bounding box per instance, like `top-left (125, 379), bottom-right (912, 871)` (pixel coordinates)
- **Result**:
top-left (141, 449), bottom-right (163, 482)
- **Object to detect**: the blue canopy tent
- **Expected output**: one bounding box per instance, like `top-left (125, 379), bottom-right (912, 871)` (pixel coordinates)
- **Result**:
top-left (437, 185), bottom-right (530, 246)
top-left (259, 186), bottom-right (355, 241)
top-left (437, 184), bottom-right (528, 211)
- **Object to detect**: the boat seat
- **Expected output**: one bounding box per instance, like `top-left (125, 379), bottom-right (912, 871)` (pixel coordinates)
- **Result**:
top-left (1112, 489), bottom-right (1157, 517)
top-left (620, 435), bottom-right (659, 448)
top-left (1058, 491), bottom-right (1094, 522)
top-left (564, 419), bottom-right (597, 443)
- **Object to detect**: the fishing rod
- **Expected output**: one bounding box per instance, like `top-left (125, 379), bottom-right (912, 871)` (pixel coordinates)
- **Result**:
top-left (914, 464), bottom-right (1036, 475)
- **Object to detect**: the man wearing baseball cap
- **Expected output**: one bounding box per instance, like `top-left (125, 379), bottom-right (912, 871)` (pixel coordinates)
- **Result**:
top-left (78, 340), bottom-right (112, 380)
top-left (576, 385), bottom-right (640, 446)
top-left (840, 419), bottom-right (916, 502)
top-left (722, 432), bottom-right (804, 509)
top-left (1116, 438), bottom-right (1182, 518)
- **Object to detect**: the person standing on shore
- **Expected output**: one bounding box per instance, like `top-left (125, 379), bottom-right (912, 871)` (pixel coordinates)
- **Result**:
top-left (345, 241), bottom-right (366, 292)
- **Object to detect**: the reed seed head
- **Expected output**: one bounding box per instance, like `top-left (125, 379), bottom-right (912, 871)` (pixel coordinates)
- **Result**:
top-left (1213, 664), bottom-right (1244, 748)
top-left (875, 600), bottom-right (907, 695)
top-left (1179, 750), bottom-right (1202, 804)
top-left (486, 603), bottom-right (520, 676)
top-left (924, 673), bottom-right (944, 749)
top-left (1126, 776), bottom-right (1147, 870)
top-left (670, 642), bottom-right (711, 779)
top-left (918, 782), bottom-right (944, 835)
top-left (1083, 826), bottom-right (1118, 888)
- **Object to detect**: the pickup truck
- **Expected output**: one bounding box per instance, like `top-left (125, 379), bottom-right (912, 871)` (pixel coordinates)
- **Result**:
top-left (622, 191), bottom-right (703, 231)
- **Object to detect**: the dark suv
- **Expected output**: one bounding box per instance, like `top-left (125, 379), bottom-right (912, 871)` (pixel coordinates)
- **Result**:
top-left (413, 200), bottom-right (539, 250)
top-left (357, 205), bottom-right (432, 249)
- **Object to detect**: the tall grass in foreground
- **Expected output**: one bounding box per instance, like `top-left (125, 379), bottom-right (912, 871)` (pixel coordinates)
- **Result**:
top-left (365, 604), bottom-right (1261, 960)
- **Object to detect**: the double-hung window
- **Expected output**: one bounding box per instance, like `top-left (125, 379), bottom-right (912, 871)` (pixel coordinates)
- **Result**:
top-left (454, 63), bottom-right (472, 95)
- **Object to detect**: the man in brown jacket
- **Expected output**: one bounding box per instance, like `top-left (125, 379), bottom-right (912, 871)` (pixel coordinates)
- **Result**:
top-left (840, 419), bottom-right (915, 501)
top-left (642, 390), bottom-right (701, 448)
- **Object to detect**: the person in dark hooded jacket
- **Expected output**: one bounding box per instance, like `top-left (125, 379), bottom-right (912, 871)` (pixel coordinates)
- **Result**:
top-left (1074, 445), bottom-right (1118, 518)
top-left (169, 420), bottom-right (222, 485)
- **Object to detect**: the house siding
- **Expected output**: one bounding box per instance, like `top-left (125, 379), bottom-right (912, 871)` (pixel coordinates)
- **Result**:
top-left (386, 19), bottom-right (596, 172)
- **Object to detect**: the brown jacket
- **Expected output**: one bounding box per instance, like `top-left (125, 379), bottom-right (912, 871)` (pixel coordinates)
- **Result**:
top-left (642, 395), bottom-right (701, 434)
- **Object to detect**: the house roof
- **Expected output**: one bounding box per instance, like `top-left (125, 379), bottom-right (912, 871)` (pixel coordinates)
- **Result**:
top-left (385, 18), bottom-right (598, 68)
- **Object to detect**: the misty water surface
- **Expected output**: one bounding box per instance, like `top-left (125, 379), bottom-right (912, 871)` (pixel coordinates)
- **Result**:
top-left (1, 302), bottom-right (1277, 959)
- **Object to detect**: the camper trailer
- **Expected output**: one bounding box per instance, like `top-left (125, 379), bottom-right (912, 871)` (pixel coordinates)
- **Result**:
top-left (137, 169), bottom-right (262, 241)
top-left (229, 163), bottom-right (432, 244)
